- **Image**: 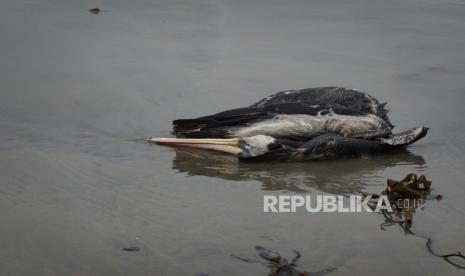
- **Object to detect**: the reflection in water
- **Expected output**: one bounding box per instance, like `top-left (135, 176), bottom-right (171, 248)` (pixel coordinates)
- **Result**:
top-left (171, 148), bottom-right (426, 194)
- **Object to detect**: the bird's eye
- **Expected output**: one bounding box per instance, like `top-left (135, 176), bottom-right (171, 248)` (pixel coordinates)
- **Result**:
top-left (238, 140), bottom-right (251, 150)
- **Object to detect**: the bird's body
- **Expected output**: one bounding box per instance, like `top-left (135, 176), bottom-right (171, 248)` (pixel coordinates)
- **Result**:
top-left (150, 87), bottom-right (427, 162)
top-left (226, 113), bottom-right (390, 140)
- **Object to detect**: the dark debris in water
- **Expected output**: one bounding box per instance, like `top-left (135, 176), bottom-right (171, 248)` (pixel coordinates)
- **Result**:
top-left (366, 173), bottom-right (464, 269)
top-left (427, 238), bottom-right (465, 269)
top-left (232, 246), bottom-right (336, 276)
top-left (122, 246), bottom-right (140, 252)
top-left (88, 8), bottom-right (102, 15)
top-left (362, 173), bottom-right (441, 234)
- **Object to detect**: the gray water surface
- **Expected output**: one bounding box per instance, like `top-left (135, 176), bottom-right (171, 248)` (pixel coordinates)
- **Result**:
top-left (1, 0), bottom-right (465, 275)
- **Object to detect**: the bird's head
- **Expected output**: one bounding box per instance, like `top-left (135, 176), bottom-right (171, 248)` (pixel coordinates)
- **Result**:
top-left (237, 135), bottom-right (277, 158)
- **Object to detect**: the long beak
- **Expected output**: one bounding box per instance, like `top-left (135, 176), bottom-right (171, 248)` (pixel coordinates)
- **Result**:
top-left (147, 137), bottom-right (241, 155)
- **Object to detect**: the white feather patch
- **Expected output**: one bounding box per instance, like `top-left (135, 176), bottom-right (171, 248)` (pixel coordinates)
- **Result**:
top-left (232, 114), bottom-right (389, 139)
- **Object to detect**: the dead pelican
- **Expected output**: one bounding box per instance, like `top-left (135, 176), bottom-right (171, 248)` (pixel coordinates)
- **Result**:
top-left (150, 87), bottom-right (428, 161)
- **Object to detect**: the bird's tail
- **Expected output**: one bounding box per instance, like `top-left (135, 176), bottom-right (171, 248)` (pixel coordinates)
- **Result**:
top-left (378, 126), bottom-right (429, 147)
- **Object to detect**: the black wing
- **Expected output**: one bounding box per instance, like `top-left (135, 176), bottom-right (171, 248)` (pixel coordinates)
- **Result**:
top-left (250, 87), bottom-right (392, 127)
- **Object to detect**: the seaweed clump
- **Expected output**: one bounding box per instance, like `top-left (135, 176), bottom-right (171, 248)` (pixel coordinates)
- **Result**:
top-left (365, 173), bottom-right (464, 269)
top-left (231, 246), bottom-right (336, 276)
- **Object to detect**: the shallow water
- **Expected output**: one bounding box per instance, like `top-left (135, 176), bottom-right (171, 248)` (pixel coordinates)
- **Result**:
top-left (1, 0), bottom-right (465, 275)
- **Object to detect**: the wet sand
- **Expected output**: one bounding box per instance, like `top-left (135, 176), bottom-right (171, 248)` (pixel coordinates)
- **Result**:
top-left (1, 0), bottom-right (465, 275)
